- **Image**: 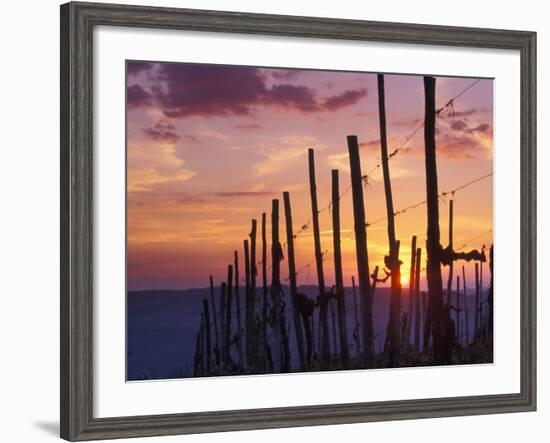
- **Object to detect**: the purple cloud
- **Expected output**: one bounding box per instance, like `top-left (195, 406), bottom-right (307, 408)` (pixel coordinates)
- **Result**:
top-left (270, 70), bottom-right (301, 81)
top-left (127, 62), bottom-right (153, 76)
top-left (128, 63), bottom-right (366, 117)
top-left (158, 64), bottom-right (266, 117)
top-left (466, 123), bottom-right (491, 134)
top-left (451, 108), bottom-right (478, 118)
top-left (323, 88), bottom-right (368, 111)
top-left (265, 84), bottom-right (319, 111)
top-left (142, 121), bottom-right (180, 144)
top-left (436, 125), bottom-right (492, 159)
top-left (440, 107), bottom-right (489, 120)
top-left (436, 133), bottom-right (479, 159)
top-left (450, 119), bottom-right (468, 131)
top-left (127, 84), bottom-right (152, 109)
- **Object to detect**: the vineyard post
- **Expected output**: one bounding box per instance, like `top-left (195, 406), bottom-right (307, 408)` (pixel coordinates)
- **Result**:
top-left (202, 299), bottom-right (212, 375)
top-left (219, 282), bottom-right (227, 370)
top-left (446, 200), bottom-right (454, 306)
top-left (371, 265), bottom-right (380, 300)
top-left (462, 265), bottom-right (469, 344)
top-left (270, 199), bottom-right (283, 373)
top-left (283, 191), bottom-right (307, 370)
top-left (193, 316), bottom-right (204, 377)
top-left (201, 313), bottom-right (208, 375)
top-left (224, 265), bottom-right (233, 370)
top-left (347, 135), bottom-right (374, 367)
top-left (209, 275), bottom-right (220, 368)
top-left (423, 76), bottom-right (447, 364)
top-left (351, 275), bottom-right (361, 358)
top-left (414, 248), bottom-right (422, 352)
top-left (378, 74), bottom-right (402, 367)
top-left (234, 251), bottom-right (245, 369)
top-left (331, 169), bottom-right (350, 367)
top-left (456, 275), bottom-right (460, 345)
top-left (480, 259), bottom-right (484, 335)
top-left (329, 300), bottom-right (338, 358)
top-left (244, 240), bottom-right (252, 368)
top-left (371, 265), bottom-right (380, 352)
top-left (420, 291), bottom-right (430, 351)
top-left (475, 262), bottom-right (480, 338)
top-left (281, 319), bottom-right (291, 372)
top-left (488, 245), bottom-right (494, 337)
top-left (406, 235), bottom-right (417, 342)
top-left (308, 148), bottom-right (330, 363)
top-left (261, 212), bottom-right (269, 372)
top-left (250, 219), bottom-right (257, 328)
top-left (249, 219), bottom-right (258, 367)
top-left (311, 306), bottom-right (317, 358)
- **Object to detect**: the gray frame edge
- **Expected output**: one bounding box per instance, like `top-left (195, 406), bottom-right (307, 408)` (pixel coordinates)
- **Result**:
top-left (60, 1), bottom-right (537, 441)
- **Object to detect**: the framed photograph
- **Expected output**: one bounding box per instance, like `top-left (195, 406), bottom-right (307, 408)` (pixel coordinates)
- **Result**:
top-left (60, 1), bottom-right (536, 440)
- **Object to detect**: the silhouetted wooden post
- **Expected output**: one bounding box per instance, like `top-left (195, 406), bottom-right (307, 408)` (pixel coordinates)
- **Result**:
top-left (370, 265), bottom-right (380, 351)
top-left (347, 135), bottom-right (374, 367)
top-left (462, 265), bottom-right (469, 344)
top-left (283, 191), bottom-right (306, 370)
top-left (219, 282), bottom-right (227, 370)
top-left (234, 251), bottom-right (245, 369)
top-left (351, 276), bottom-right (361, 358)
top-left (420, 291), bottom-right (430, 351)
top-left (378, 74), bottom-right (402, 367)
top-left (406, 236), bottom-right (417, 342)
top-left (331, 169), bottom-right (350, 367)
top-left (244, 239), bottom-right (252, 367)
top-left (329, 300), bottom-right (338, 357)
top-left (202, 299), bottom-right (212, 374)
top-left (488, 245), bottom-right (494, 337)
top-left (371, 266), bottom-right (380, 300)
top-left (423, 76), bottom-right (447, 364)
top-left (311, 308), bottom-right (317, 358)
top-left (475, 262), bottom-right (480, 338)
top-left (316, 310), bottom-right (322, 359)
top-left (480, 260), bottom-right (484, 332)
top-left (281, 318), bottom-right (291, 372)
top-left (209, 275), bottom-right (220, 368)
top-left (194, 316), bottom-right (204, 377)
top-left (455, 275), bottom-right (460, 344)
top-left (308, 148), bottom-right (330, 363)
top-left (201, 313), bottom-right (207, 374)
top-left (270, 199), bottom-right (283, 373)
top-left (224, 265), bottom-right (233, 369)
top-left (261, 212), bottom-right (268, 371)
top-left (414, 248), bottom-right (422, 351)
top-left (446, 200), bottom-right (454, 306)
top-left (250, 219), bottom-right (257, 322)
top-left (249, 220), bottom-right (258, 367)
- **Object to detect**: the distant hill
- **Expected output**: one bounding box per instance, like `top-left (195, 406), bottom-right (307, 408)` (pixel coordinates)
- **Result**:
top-left (127, 285), bottom-right (479, 380)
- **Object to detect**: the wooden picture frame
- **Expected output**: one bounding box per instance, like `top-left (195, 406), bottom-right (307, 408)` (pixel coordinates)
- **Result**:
top-left (60, 1), bottom-right (536, 440)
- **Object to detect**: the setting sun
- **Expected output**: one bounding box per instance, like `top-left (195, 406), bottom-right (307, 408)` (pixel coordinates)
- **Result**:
top-left (401, 274), bottom-right (409, 287)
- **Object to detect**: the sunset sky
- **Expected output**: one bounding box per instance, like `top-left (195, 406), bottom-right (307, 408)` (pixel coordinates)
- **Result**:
top-left (126, 61), bottom-right (493, 291)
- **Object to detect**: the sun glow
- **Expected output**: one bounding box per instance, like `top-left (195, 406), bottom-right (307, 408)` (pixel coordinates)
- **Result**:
top-left (401, 274), bottom-right (409, 287)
